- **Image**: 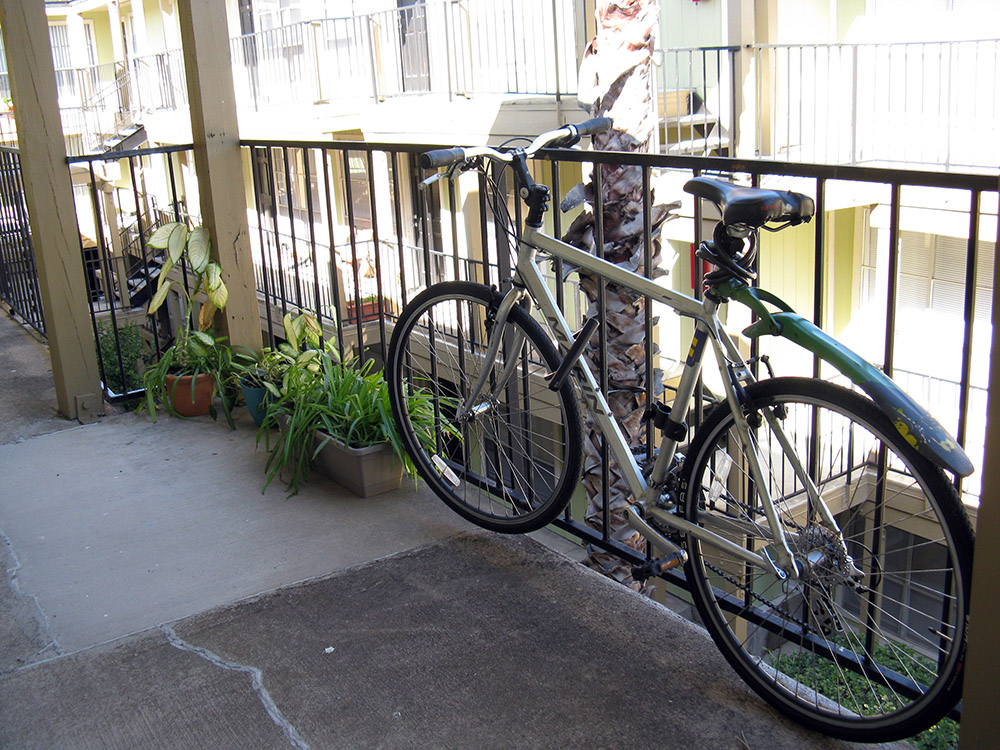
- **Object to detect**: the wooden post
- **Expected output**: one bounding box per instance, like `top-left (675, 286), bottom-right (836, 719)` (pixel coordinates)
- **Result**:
top-left (0, 0), bottom-right (101, 421)
top-left (958, 182), bottom-right (1000, 748)
top-left (176, 0), bottom-right (261, 350)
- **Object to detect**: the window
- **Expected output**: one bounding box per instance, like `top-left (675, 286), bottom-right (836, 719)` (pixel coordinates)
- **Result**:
top-left (257, 0), bottom-right (303, 31)
top-left (863, 227), bottom-right (995, 321)
top-left (344, 152), bottom-right (372, 231)
top-left (49, 23), bottom-right (76, 100)
top-left (840, 512), bottom-right (952, 658)
top-left (272, 147), bottom-right (321, 225)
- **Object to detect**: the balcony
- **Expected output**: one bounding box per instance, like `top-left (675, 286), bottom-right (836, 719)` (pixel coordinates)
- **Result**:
top-left (1, 3), bottom-right (997, 745)
top-left (2, 312), bottom-right (887, 747)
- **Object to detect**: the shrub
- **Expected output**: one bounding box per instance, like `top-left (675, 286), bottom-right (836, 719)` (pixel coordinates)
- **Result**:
top-left (96, 319), bottom-right (148, 395)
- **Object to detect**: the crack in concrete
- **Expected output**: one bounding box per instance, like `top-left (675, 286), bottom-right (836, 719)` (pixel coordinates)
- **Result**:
top-left (1, 524), bottom-right (63, 661)
top-left (160, 625), bottom-right (310, 750)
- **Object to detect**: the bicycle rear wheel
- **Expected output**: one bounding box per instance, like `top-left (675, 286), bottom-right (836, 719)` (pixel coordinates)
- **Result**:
top-left (387, 281), bottom-right (583, 533)
top-left (681, 377), bottom-right (973, 742)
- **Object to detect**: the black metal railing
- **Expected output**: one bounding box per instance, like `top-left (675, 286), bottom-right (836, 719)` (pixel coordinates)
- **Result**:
top-left (67, 144), bottom-right (194, 400)
top-left (241, 138), bottom-right (995, 516)
top-left (0, 138), bottom-right (980, 714)
top-left (0, 147), bottom-right (44, 336)
top-left (60, 139), bottom-right (993, 540)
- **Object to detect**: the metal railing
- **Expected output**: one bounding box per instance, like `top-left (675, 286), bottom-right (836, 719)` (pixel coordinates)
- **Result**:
top-left (656, 46), bottom-right (738, 156)
top-left (0, 139), bottom-right (980, 711)
top-left (67, 144), bottom-right (194, 399)
top-left (57, 138), bottom-right (994, 534)
top-left (0, 147), bottom-right (43, 336)
top-left (756, 40), bottom-right (1000, 170)
top-left (237, 139), bottom-right (995, 511)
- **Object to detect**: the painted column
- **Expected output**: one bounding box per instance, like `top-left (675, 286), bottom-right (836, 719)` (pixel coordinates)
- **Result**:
top-left (175, 0), bottom-right (261, 350)
top-left (958, 181), bottom-right (1000, 748)
top-left (0, 0), bottom-right (101, 421)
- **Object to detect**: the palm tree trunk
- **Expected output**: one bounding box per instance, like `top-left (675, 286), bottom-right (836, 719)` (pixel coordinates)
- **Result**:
top-left (563, 0), bottom-right (675, 591)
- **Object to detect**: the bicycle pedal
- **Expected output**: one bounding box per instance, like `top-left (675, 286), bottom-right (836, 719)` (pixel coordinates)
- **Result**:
top-left (651, 551), bottom-right (687, 574)
top-left (632, 551), bottom-right (687, 581)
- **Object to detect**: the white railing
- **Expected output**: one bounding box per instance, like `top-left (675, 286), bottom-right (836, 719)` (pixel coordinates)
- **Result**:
top-left (756, 40), bottom-right (1000, 171)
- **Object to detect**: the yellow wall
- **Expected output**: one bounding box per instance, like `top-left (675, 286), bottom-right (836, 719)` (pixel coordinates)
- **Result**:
top-left (83, 10), bottom-right (114, 64)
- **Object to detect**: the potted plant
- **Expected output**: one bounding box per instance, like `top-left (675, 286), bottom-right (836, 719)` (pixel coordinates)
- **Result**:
top-left (258, 353), bottom-right (451, 497)
top-left (140, 222), bottom-right (235, 425)
top-left (234, 311), bottom-right (334, 427)
top-left (346, 294), bottom-right (381, 323)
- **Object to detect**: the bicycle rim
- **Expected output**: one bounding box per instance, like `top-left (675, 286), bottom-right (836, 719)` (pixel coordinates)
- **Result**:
top-left (388, 282), bottom-right (583, 533)
top-left (682, 378), bottom-right (972, 742)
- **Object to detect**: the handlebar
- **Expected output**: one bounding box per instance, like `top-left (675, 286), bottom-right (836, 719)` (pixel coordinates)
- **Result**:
top-left (418, 117), bottom-right (613, 171)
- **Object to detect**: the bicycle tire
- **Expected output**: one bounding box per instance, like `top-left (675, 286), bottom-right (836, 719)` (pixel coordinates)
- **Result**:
top-left (387, 281), bottom-right (584, 533)
top-left (680, 377), bottom-right (973, 742)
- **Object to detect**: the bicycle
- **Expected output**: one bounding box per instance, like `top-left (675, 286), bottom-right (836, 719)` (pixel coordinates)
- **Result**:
top-left (385, 118), bottom-right (975, 743)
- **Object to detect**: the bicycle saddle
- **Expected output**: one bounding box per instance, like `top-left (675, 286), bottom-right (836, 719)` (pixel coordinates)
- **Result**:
top-left (684, 177), bottom-right (815, 229)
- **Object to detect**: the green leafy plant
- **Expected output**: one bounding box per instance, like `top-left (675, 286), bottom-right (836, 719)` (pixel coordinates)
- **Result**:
top-left (96, 318), bottom-right (149, 395)
top-left (140, 222), bottom-right (235, 425)
top-left (769, 636), bottom-right (958, 749)
top-left (258, 353), bottom-right (454, 495)
top-left (236, 311), bottom-right (332, 392)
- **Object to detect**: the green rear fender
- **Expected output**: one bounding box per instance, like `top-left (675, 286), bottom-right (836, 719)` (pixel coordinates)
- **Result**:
top-left (745, 310), bottom-right (974, 477)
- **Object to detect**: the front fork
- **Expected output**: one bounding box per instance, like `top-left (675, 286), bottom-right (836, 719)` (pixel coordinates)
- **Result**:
top-left (453, 287), bottom-right (529, 423)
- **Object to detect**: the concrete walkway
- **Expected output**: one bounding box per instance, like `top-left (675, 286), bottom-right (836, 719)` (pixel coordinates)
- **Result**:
top-left (0, 312), bottom-right (901, 749)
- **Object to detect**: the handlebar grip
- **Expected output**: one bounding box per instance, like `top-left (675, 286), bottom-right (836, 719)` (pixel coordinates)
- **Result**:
top-left (419, 148), bottom-right (467, 169)
top-left (574, 117), bottom-right (613, 137)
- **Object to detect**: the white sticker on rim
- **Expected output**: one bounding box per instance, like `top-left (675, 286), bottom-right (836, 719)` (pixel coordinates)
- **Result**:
top-left (431, 454), bottom-right (461, 487)
top-left (708, 452), bottom-right (734, 506)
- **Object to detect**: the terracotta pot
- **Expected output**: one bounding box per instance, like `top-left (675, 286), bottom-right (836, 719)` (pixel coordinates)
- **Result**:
top-left (165, 372), bottom-right (214, 417)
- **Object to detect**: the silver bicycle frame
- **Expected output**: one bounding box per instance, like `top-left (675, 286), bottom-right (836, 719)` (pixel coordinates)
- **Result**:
top-left (487, 224), bottom-right (814, 578)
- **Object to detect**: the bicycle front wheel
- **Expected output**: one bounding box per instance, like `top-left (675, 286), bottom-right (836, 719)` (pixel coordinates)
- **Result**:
top-left (387, 281), bottom-right (583, 533)
top-left (681, 377), bottom-right (973, 742)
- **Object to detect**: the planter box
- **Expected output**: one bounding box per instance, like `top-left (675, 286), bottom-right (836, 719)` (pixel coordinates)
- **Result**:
top-left (346, 299), bottom-right (381, 323)
top-left (312, 430), bottom-right (403, 497)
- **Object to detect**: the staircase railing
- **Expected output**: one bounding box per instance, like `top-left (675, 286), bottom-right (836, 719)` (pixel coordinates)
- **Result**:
top-left (654, 46), bottom-right (739, 157)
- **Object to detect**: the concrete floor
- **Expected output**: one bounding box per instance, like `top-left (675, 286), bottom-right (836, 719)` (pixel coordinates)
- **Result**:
top-left (0, 311), bottom-right (903, 749)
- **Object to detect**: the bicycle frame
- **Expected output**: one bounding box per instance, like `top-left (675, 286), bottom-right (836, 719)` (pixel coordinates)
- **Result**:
top-left (466, 222), bottom-right (825, 580)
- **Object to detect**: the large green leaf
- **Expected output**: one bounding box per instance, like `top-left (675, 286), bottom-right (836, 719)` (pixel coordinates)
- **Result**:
top-left (205, 261), bottom-right (223, 291)
top-left (167, 224), bottom-right (189, 264)
top-left (191, 330), bottom-right (215, 348)
top-left (284, 311), bottom-right (304, 351)
top-left (157, 254), bottom-right (177, 290)
top-left (205, 262), bottom-right (228, 309)
top-left (148, 222), bottom-right (181, 250)
top-left (187, 227), bottom-right (211, 272)
top-left (147, 279), bottom-right (173, 314)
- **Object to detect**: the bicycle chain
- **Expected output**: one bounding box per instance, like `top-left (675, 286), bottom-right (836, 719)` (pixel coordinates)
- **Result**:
top-left (703, 559), bottom-right (810, 633)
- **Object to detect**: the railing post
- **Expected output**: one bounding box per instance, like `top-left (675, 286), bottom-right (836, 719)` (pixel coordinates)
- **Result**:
top-left (443, 2), bottom-right (455, 102)
top-left (850, 44), bottom-right (859, 164)
top-left (311, 20), bottom-right (326, 104)
top-left (0, 0), bottom-right (101, 421)
top-left (367, 14), bottom-right (383, 102)
top-left (552, 0), bottom-right (563, 120)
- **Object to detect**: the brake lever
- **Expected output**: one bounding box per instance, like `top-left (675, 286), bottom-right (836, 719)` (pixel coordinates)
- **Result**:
top-left (419, 160), bottom-right (474, 191)
top-left (418, 172), bottom-right (445, 190)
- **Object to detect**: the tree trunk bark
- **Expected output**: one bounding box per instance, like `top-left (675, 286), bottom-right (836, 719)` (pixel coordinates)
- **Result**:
top-left (563, 0), bottom-right (675, 591)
